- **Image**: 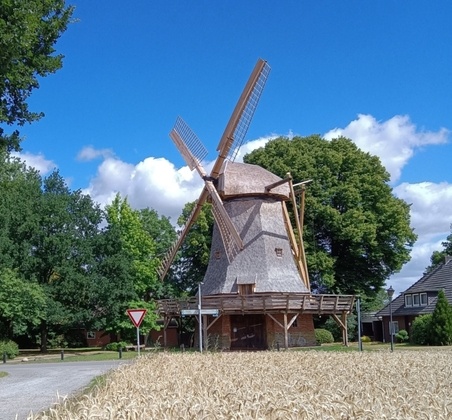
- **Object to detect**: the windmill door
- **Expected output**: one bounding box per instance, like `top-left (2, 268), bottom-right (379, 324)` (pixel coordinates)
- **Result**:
top-left (230, 314), bottom-right (266, 350)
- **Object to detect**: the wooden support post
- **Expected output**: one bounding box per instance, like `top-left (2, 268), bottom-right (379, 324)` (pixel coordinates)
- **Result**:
top-left (341, 311), bottom-right (349, 347)
top-left (284, 313), bottom-right (289, 350)
top-left (202, 314), bottom-right (208, 350)
top-left (163, 317), bottom-right (168, 348)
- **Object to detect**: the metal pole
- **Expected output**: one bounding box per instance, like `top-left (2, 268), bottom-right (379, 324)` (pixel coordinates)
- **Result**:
top-left (137, 327), bottom-right (141, 356)
top-left (198, 283), bottom-right (203, 353)
top-left (357, 297), bottom-right (363, 352)
top-left (387, 285), bottom-right (395, 352)
top-left (389, 298), bottom-right (394, 352)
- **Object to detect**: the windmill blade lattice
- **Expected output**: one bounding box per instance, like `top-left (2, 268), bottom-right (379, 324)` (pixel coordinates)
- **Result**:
top-left (212, 59), bottom-right (270, 178)
top-left (157, 187), bottom-right (209, 280)
top-left (171, 116), bottom-right (208, 171)
top-left (228, 61), bottom-right (271, 162)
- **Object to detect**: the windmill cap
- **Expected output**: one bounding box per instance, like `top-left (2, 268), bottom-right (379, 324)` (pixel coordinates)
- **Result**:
top-left (218, 161), bottom-right (290, 200)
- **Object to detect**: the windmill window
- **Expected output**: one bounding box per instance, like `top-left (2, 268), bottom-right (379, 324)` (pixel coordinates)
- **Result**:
top-left (239, 284), bottom-right (255, 295)
top-left (275, 248), bottom-right (283, 257)
top-left (214, 250), bottom-right (221, 260)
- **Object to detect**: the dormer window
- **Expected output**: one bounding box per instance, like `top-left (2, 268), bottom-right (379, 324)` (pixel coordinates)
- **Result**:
top-left (413, 294), bottom-right (420, 306)
top-left (405, 294), bottom-right (412, 307)
top-left (420, 293), bottom-right (427, 306)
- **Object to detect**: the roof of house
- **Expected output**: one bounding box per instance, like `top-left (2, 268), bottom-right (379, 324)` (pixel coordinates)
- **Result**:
top-left (377, 256), bottom-right (452, 317)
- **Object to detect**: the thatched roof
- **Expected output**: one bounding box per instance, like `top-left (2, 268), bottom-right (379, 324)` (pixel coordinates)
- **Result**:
top-left (218, 161), bottom-right (290, 200)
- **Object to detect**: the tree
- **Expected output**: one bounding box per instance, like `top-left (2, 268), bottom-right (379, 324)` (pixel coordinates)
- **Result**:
top-left (425, 228), bottom-right (452, 273)
top-left (431, 289), bottom-right (452, 346)
top-left (168, 201), bottom-right (213, 296)
top-left (29, 171), bottom-right (104, 351)
top-left (0, 0), bottom-right (74, 151)
top-left (139, 208), bottom-right (177, 259)
top-left (245, 136), bottom-right (417, 296)
top-left (0, 152), bottom-right (42, 274)
top-left (105, 195), bottom-right (161, 299)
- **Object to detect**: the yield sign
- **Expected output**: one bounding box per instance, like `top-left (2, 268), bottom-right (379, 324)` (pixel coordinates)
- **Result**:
top-left (127, 309), bottom-right (147, 328)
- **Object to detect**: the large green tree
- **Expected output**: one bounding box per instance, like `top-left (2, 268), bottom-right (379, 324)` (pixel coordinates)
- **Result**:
top-left (29, 171), bottom-right (104, 351)
top-left (245, 135), bottom-right (416, 296)
top-left (0, 0), bottom-right (74, 151)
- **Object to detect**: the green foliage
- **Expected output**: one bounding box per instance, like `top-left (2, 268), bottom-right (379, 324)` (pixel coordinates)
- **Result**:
top-left (0, 268), bottom-right (46, 338)
top-left (168, 201), bottom-right (214, 295)
top-left (425, 228), bottom-right (452, 273)
top-left (322, 313), bottom-right (357, 342)
top-left (361, 335), bottom-right (372, 343)
top-left (0, 339), bottom-right (19, 359)
top-left (105, 341), bottom-right (129, 352)
top-left (245, 136), bottom-right (417, 296)
top-left (314, 328), bottom-right (334, 344)
top-left (431, 290), bottom-right (452, 346)
top-left (395, 329), bottom-right (409, 343)
top-left (0, 0), bottom-right (74, 151)
top-left (106, 195), bottom-right (161, 299)
top-left (410, 314), bottom-right (433, 345)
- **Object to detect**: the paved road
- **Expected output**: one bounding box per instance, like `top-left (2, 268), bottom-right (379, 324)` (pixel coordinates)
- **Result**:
top-left (0, 360), bottom-right (128, 420)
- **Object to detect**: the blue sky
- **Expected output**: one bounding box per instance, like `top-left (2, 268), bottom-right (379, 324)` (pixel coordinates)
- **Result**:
top-left (15, 1), bottom-right (452, 296)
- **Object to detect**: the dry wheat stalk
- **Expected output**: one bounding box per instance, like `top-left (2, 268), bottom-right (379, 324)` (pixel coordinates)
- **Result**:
top-left (30, 349), bottom-right (452, 419)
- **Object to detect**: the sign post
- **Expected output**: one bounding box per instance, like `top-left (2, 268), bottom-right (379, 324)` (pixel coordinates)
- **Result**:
top-left (126, 309), bottom-right (147, 356)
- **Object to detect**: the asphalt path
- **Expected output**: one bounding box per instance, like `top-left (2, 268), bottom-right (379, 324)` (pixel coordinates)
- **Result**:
top-left (0, 359), bottom-right (128, 420)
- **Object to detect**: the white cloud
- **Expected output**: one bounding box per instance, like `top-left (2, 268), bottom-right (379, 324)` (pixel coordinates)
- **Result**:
top-left (394, 182), bottom-right (452, 239)
top-left (12, 151), bottom-right (56, 175)
top-left (233, 135), bottom-right (278, 162)
top-left (324, 114), bottom-right (448, 183)
top-left (83, 155), bottom-right (203, 224)
top-left (77, 145), bottom-right (114, 161)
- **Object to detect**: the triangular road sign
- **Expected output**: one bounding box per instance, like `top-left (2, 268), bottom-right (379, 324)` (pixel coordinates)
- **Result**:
top-left (126, 309), bottom-right (147, 328)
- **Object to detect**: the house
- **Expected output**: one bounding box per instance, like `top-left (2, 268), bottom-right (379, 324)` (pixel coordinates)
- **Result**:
top-left (377, 256), bottom-right (452, 342)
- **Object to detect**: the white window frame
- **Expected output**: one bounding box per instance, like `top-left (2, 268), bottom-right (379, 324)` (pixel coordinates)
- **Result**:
top-left (413, 294), bottom-right (420, 306)
top-left (420, 292), bottom-right (428, 306)
top-left (405, 294), bottom-right (412, 307)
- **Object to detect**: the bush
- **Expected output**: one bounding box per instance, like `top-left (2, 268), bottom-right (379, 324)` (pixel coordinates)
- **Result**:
top-left (105, 341), bottom-right (129, 352)
top-left (361, 335), bottom-right (372, 343)
top-left (315, 328), bottom-right (334, 344)
top-left (411, 314), bottom-right (433, 345)
top-left (395, 329), bottom-right (409, 343)
top-left (0, 340), bottom-right (19, 359)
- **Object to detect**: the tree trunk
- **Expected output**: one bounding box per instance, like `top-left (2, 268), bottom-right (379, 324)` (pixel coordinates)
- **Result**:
top-left (40, 320), bottom-right (48, 353)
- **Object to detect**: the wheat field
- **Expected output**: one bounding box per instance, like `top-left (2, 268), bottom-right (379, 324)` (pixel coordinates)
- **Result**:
top-left (31, 349), bottom-right (452, 419)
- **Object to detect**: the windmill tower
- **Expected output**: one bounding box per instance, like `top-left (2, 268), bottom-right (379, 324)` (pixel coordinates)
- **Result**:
top-left (158, 59), bottom-right (319, 349)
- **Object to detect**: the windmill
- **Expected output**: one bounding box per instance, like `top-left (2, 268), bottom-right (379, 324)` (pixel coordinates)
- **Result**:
top-left (158, 58), bottom-right (309, 293)
top-left (156, 59), bottom-right (355, 350)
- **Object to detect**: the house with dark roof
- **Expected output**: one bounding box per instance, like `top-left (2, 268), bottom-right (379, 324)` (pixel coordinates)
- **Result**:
top-left (377, 256), bottom-right (452, 342)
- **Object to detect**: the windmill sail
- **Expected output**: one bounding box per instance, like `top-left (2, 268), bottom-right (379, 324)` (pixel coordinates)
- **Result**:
top-left (212, 59), bottom-right (271, 178)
